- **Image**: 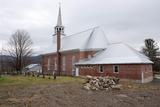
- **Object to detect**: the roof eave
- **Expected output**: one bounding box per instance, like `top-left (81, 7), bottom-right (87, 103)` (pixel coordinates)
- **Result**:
top-left (75, 62), bottom-right (153, 65)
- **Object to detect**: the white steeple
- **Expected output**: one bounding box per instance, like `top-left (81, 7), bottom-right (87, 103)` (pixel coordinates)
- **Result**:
top-left (57, 5), bottom-right (62, 26)
top-left (54, 3), bottom-right (64, 35)
top-left (54, 3), bottom-right (65, 43)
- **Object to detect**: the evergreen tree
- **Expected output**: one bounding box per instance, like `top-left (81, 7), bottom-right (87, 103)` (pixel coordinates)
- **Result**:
top-left (142, 38), bottom-right (159, 73)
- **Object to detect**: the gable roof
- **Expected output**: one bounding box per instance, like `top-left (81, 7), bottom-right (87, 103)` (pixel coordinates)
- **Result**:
top-left (76, 43), bottom-right (153, 65)
top-left (25, 64), bottom-right (41, 69)
top-left (51, 27), bottom-right (109, 52)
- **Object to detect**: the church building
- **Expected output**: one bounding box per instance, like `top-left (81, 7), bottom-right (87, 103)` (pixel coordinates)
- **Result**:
top-left (42, 6), bottom-right (153, 83)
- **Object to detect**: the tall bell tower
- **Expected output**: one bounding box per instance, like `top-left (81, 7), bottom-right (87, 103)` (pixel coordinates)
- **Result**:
top-left (54, 4), bottom-right (64, 37)
top-left (53, 4), bottom-right (64, 77)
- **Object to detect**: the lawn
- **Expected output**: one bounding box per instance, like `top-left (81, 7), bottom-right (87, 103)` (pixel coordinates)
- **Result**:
top-left (0, 75), bottom-right (84, 86)
top-left (0, 75), bottom-right (160, 107)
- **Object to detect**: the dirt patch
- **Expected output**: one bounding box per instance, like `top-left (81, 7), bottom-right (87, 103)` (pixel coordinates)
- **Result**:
top-left (0, 82), bottom-right (160, 107)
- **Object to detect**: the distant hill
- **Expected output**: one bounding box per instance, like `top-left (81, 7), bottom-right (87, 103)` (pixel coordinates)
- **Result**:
top-left (0, 55), bottom-right (12, 62)
top-left (0, 55), bottom-right (42, 64)
top-left (30, 55), bottom-right (42, 64)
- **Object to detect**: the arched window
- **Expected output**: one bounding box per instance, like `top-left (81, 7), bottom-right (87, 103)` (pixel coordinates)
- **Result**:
top-left (56, 27), bottom-right (59, 31)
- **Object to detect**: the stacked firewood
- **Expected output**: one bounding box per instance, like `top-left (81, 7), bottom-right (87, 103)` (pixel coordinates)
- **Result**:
top-left (83, 76), bottom-right (121, 91)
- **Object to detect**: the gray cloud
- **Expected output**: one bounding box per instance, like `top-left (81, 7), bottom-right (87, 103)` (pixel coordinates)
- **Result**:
top-left (0, 0), bottom-right (160, 54)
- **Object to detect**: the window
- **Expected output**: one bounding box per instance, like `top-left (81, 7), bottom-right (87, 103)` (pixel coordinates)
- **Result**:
top-left (54, 58), bottom-right (57, 70)
top-left (62, 56), bottom-right (66, 71)
top-left (72, 56), bottom-right (76, 76)
top-left (48, 58), bottom-right (51, 70)
top-left (113, 65), bottom-right (119, 73)
top-left (57, 27), bottom-right (60, 31)
top-left (72, 56), bottom-right (76, 70)
top-left (88, 55), bottom-right (91, 59)
top-left (99, 65), bottom-right (104, 73)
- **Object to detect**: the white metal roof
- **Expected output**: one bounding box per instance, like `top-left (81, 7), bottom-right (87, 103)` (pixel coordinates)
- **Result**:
top-left (51, 27), bottom-right (109, 52)
top-left (25, 64), bottom-right (41, 69)
top-left (76, 43), bottom-right (153, 65)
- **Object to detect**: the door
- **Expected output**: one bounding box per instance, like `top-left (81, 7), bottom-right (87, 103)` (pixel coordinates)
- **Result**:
top-left (72, 56), bottom-right (76, 76)
top-left (75, 67), bottom-right (79, 76)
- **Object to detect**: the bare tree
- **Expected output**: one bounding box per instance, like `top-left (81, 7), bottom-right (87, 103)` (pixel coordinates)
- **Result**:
top-left (7, 30), bottom-right (33, 74)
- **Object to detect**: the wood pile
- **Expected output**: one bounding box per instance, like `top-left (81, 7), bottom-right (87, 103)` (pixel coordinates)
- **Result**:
top-left (84, 75), bottom-right (121, 91)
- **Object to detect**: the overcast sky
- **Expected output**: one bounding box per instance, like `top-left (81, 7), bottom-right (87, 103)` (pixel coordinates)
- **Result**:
top-left (0, 0), bottom-right (160, 55)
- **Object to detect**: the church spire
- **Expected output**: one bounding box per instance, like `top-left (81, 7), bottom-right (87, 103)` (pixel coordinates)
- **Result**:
top-left (54, 3), bottom-right (65, 43)
top-left (54, 2), bottom-right (64, 36)
top-left (57, 4), bottom-right (62, 26)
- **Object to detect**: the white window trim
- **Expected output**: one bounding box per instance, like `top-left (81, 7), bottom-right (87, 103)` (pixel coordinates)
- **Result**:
top-left (99, 65), bottom-right (104, 73)
top-left (113, 65), bottom-right (119, 73)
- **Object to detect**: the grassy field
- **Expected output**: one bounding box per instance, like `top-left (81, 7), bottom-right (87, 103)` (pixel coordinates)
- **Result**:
top-left (0, 75), bottom-right (160, 107)
top-left (0, 75), bottom-right (84, 86)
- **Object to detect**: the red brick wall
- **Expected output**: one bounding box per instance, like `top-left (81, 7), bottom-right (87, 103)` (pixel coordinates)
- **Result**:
top-left (140, 64), bottom-right (153, 78)
top-left (60, 51), bottom-right (79, 75)
top-left (42, 54), bottom-right (57, 75)
top-left (79, 51), bottom-right (96, 59)
top-left (42, 52), bottom-right (153, 81)
top-left (42, 50), bottom-right (97, 75)
top-left (78, 64), bottom-right (153, 80)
